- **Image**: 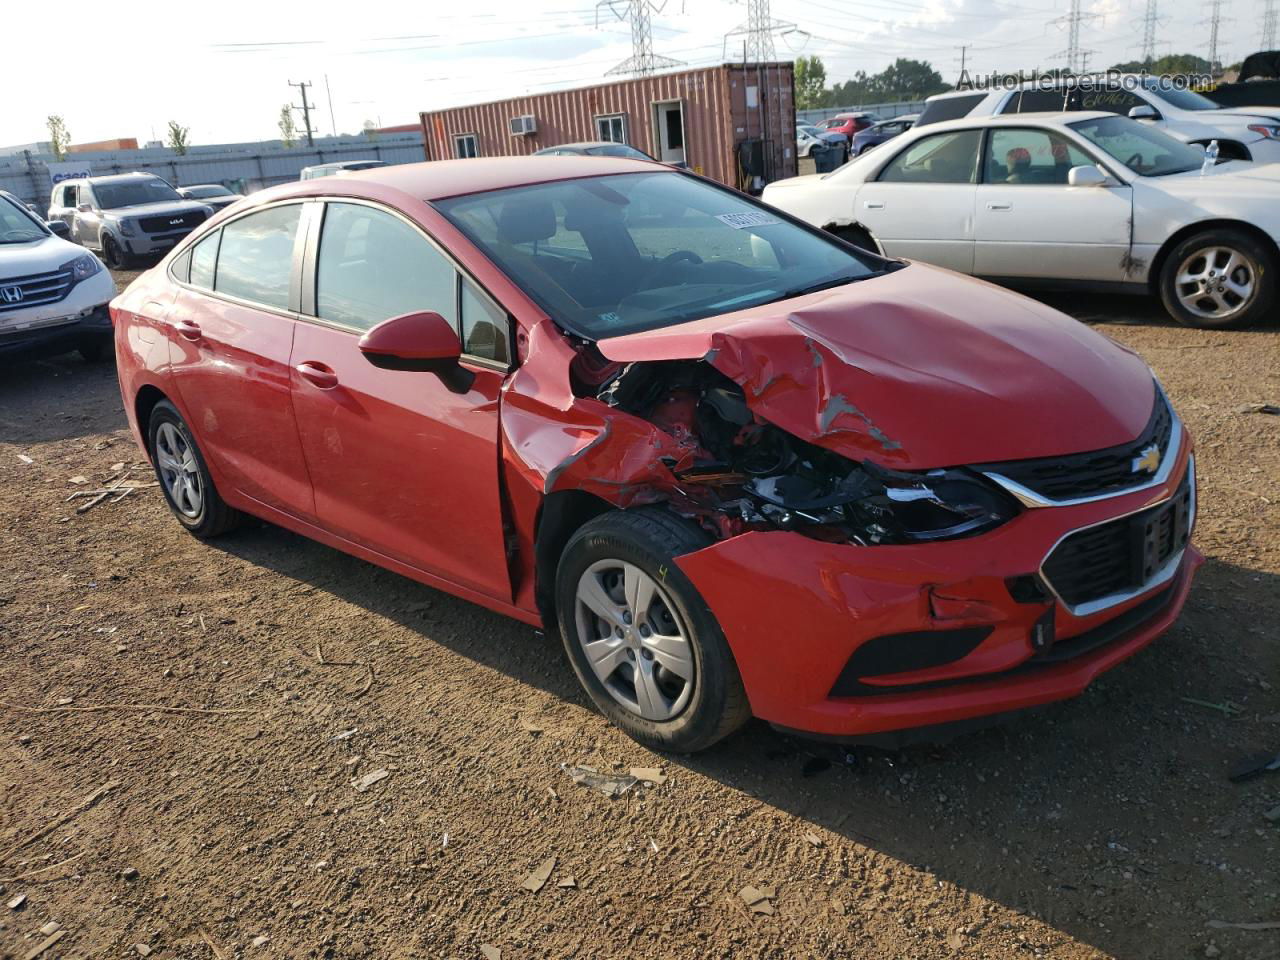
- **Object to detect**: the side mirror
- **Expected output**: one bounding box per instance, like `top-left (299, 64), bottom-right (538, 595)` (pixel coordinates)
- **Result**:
top-left (358, 311), bottom-right (473, 392)
top-left (46, 220), bottom-right (70, 238)
top-left (1067, 165), bottom-right (1109, 187)
top-left (77, 203), bottom-right (92, 213)
top-left (1128, 105), bottom-right (1158, 121)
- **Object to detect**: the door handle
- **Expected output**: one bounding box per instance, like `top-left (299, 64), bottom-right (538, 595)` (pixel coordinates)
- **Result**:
top-left (174, 319), bottom-right (202, 340)
top-left (864, 200), bottom-right (885, 209)
top-left (295, 361), bottom-right (339, 390)
top-left (986, 201), bottom-right (1012, 211)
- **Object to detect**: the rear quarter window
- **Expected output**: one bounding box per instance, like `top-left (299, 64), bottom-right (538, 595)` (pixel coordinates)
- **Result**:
top-left (916, 93), bottom-right (987, 126)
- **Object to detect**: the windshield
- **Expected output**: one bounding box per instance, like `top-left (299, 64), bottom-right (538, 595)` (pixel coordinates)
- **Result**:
top-left (798, 125), bottom-right (822, 136)
top-left (583, 144), bottom-right (650, 159)
top-left (95, 178), bottom-right (182, 209)
top-left (1068, 114), bottom-right (1205, 176)
top-left (436, 171), bottom-right (884, 340)
top-left (184, 185), bottom-right (233, 198)
top-left (1141, 80), bottom-right (1221, 111)
top-left (0, 195), bottom-right (48, 243)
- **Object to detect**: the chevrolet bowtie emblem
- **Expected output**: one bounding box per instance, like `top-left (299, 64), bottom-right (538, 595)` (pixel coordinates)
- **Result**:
top-left (1132, 443), bottom-right (1161, 475)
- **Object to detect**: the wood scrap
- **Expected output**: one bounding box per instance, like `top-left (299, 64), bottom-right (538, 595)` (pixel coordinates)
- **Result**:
top-left (199, 927), bottom-right (229, 959)
top-left (311, 643), bottom-right (375, 697)
top-left (21, 930), bottom-right (65, 959)
top-left (0, 701), bottom-right (251, 717)
top-left (0, 852), bottom-right (84, 883)
top-left (0, 780), bottom-right (121, 865)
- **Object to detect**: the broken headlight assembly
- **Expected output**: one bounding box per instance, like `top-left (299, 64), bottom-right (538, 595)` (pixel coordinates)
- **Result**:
top-left (725, 443), bottom-right (1020, 545)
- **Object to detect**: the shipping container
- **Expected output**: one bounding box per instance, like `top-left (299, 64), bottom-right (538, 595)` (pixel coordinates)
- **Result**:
top-left (418, 62), bottom-right (796, 191)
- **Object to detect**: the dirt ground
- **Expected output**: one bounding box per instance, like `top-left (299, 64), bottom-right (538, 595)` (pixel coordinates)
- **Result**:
top-left (0, 271), bottom-right (1277, 960)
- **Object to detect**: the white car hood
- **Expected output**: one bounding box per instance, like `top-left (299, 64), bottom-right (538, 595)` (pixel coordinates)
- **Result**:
top-left (1201, 108), bottom-right (1280, 123)
top-left (1144, 160), bottom-right (1280, 199)
top-left (0, 235), bottom-right (85, 280)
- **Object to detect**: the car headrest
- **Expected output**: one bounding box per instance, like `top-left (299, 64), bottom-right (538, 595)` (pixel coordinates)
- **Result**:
top-left (497, 198), bottom-right (556, 245)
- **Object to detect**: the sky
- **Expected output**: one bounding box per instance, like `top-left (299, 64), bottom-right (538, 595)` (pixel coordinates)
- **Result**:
top-left (4, 0), bottom-right (1264, 147)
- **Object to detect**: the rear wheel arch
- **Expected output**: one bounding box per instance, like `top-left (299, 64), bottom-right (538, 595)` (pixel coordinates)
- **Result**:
top-left (824, 222), bottom-right (881, 254)
top-left (134, 385), bottom-right (169, 454)
top-left (1149, 219), bottom-right (1280, 294)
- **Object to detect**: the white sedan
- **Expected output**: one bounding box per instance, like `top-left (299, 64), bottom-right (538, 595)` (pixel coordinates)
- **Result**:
top-left (762, 111), bottom-right (1280, 328)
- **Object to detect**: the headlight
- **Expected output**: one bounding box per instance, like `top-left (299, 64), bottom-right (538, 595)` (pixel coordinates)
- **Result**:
top-left (1247, 124), bottom-right (1280, 139)
top-left (61, 253), bottom-right (103, 282)
top-left (113, 217), bottom-right (137, 236)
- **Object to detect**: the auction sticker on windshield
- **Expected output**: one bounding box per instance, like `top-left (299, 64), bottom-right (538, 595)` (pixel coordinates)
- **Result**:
top-left (716, 212), bottom-right (780, 229)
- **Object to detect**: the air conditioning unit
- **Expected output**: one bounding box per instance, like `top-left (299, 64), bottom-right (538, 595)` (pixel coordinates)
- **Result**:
top-left (509, 115), bottom-right (537, 136)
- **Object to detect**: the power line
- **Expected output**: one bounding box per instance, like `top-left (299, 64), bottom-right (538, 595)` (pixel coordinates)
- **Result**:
top-left (1050, 0), bottom-right (1100, 73)
top-left (1264, 0), bottom-right (1279, 50)
top-left (596, 0), bottom-right (684, 77)
top-left (1140, 0), bottom-right (1159, 66)
top-left (1202, 0), bottom-right (1227, 73)
top-left (723, 0), bottom-right (797, 62)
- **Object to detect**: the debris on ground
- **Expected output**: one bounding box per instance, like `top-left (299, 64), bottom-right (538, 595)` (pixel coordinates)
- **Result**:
top-left (38, 922), bottom-right (59, 936)
top-left (1227, 750), bottom-right (1280, 782)
top-left (120, 866), bottom-right (139, 881)
top-left (629, 766), bottom-right (666, 785)
top-left (1263, 805), bottom-right (1280, 823)
top-left (16, 454), bottom-right (33, 464)
top-left (308, 644), bottom-right (375, 697)
top-left (520, 856), bottom-right (556, 893)
top-left (1236, 402), bottom-right (1280, 415)
top-left (739, 884), bottom-right (777, 915)
top-left (1180, 697), bottom-right (1245, 717)
top-left (21, 929), bottom-right (65, 958)
top-left (351, 768), bottom-right (390, 792)
top-left (133, 945), bottom-right (152, 956)
top-left (561, 763), bottom-right (636, 797)
top-left (803, 831), bottom-right (824, 848)
top-left (557, 876), bottom-right (577, 889)
top-left (251, 934), bottom-right (270, 947)
top-left (1206, 919), bottom-right (1280, 930)
top-left (329, 728), bottom-right (358, 742)
top-left (518, 717), bottom-right (544, 736)
top-left (480, 945), bottom-right (501, 960)
top-left (6, 894), bottom-right (26, 910)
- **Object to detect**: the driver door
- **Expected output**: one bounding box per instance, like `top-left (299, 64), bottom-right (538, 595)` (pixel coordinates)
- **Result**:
top-left (288, 200), bottom-right (513, 600)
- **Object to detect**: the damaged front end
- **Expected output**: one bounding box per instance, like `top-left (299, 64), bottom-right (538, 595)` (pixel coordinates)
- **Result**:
top-left (573, 352), bottom-right (1021, 547)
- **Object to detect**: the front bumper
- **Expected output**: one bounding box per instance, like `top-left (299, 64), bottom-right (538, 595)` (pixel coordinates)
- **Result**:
top-left (676, 441), bottom-right (1199, 738)
top-left (122, 229), bottom-right (196, 258)
top-left (0, 270), bottom-right (115, 360)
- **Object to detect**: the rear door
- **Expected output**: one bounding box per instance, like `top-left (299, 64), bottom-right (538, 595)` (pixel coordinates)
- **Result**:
top-left (287, 199), bottom-right (512, 599)
top-left (973, 125), bottom-right (1132, 281)
top-left (165, 202), bottom-right (316, 520)
top-left (854, 128), bottom-right (981, 273)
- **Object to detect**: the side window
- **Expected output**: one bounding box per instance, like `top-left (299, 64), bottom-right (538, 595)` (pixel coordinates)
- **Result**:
top-left (169, 249), bottom-right (192, 284)
top-left (1004, 89), bottom-right (1071, 114)
top-left (985, 129), bottom-right (1094, 185)
top-left (454, 134), bottom-right (478, 159)
top-left (879, 130), bottom-right (981, 184)
top-left (214, 204), bottom-right (301, 310)
top-left (596, 114), bottom-right (626, 143)
top-left (189, 231), bottom-right (221, 288)
top-left (61, 185), bottom-right (78, 208)
top-left (315, 202), bottom-right (458, 332)
top-left (1078, 86), bottom-right (1146, 115)
top-left (460, 278), bottom-right (510, 363)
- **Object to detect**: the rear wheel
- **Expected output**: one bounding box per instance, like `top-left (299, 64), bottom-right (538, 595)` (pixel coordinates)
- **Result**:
top-left (556, 508), bottom-right (750, 753)
top-left (147, 400), bottom-right (243, 538)
top-left (1158, 228), bottom-right (1275, 328)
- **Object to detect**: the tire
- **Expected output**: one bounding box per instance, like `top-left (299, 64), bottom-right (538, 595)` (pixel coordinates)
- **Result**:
top-left (102, 234), bottom-right (132, 270)
top-left (1158, 228), bottom-right (1275, 329)
top-left (77, 337), bottom-right (111, 363)
top-left (555, 508), bottom-right (750, 753)
top-left (831, 225), bottom-right (879, 255)
top-left (147, 400), bottom-right (243, 538)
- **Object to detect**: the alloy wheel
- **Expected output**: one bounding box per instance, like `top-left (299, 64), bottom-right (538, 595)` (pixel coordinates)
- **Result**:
top-left (1174, 245), bottom-right (1257, 321)
top-left (573, 559), bottom-right (696, 722)
top-left (155, 422), bottom-right (203, 518)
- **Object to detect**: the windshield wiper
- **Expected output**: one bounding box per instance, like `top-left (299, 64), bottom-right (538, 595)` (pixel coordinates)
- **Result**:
top-left (778, 273), bottom-right (862, 300)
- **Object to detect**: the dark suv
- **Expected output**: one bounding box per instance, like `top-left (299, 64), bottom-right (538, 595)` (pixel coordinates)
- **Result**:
top-left (48, 173), bottom-right (214, 268)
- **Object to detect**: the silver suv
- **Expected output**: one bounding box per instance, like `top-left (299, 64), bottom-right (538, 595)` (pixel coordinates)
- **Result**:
top-left (47, 173), bottom-right (213, 268)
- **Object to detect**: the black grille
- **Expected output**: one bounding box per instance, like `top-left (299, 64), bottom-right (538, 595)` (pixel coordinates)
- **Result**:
top-left (0, 269), bottom-right (73, 313)
top-left (980, 389), bottom-right (1174, 501)
top-left (138, 210), bottom-right (206, 234)
top-left (1042, 468), bottom-right (1193, 607)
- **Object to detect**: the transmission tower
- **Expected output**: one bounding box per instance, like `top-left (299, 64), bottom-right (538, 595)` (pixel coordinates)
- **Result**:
top-left (1264, 0), bottom-right (1279, 50)
top-left (1202, 0), bottom-right (1227, 73)
top-left (1140, 0), bottom-right (1159, 66)
top-left (597, 0), bottom-right (684, 77)
top-left (723, 0), bottom-right (797, 62)
top-left (1050, 0), bottom-right (1100, 73)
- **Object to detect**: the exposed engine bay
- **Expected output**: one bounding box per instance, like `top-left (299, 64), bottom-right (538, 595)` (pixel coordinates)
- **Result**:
top-left (570, 351), bottom-right (1019, 545)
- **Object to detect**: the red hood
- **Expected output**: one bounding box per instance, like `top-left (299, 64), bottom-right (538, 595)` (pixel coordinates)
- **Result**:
top-left (595, 265), bottom-right (1154, 470)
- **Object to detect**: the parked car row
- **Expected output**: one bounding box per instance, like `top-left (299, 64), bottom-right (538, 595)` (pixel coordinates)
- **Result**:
top-left (765, 110), bottom-right (1279, 329)
top-left (108, 154), bottom-right (1201, 754)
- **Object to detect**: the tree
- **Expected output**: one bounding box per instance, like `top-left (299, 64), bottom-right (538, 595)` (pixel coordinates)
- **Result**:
top-left (1109, 53), bottom-right (1211, 76)
top-left (166, 121), bottom-right (190, 155)
top-left (46, 115), bottom-right (70, 160)
top-left (362, 120), bottom-right (379, 142)
top-left (795, 56), bottom-right (828, 109)
top-left (823, 59), bottom-right (949, 107)
top-left (278, 105), bottom-right (297, 148)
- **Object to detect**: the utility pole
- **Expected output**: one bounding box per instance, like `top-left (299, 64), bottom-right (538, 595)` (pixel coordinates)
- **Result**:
top-left (597, 0), bottom-right (684, 77)
top-left (1264, 0), bottom-right (1278, 51)
top-left (1140, 0), bottom-right (1159, 67)
top-left (1203, 0), bottom-right (1225, 76)
top-left (289, 79), bottom-right (315, 147)
top-left (324, 75), bottom-right (337, 138)
top-left (955, 44), bottom-right (970, 85)
top-left (724, 0), bottom-right (797, 63)
top-left (1051, 0), bottom-right (1099, 74)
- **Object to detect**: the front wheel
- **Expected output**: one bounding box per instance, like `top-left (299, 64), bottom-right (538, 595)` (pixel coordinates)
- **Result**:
top-left (1158, 228), bottom-right (1275, 329)
top-left (556, 509), bottom-right (750, 753)
top-left (101, 234), bottom-right (130, 270)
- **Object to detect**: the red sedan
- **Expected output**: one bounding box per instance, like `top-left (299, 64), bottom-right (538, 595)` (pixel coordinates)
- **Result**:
top-left (112, 157), bottom-right (1199, 752)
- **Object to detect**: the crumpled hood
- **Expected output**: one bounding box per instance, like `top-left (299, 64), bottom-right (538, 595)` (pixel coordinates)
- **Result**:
top-left (596, 264), bottom-right (1155, 470)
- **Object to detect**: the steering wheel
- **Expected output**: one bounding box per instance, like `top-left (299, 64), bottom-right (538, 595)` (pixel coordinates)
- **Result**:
top-left (660, 250), bottom-right (704, 267)
top-left (1124, 152), bottom-right (1145, 168)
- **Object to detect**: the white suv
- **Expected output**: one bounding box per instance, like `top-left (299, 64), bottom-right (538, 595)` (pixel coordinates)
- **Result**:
top-left (918, 76), bottom-right (1280, 163)
top-left (0, 189), bottom-right (114, 362)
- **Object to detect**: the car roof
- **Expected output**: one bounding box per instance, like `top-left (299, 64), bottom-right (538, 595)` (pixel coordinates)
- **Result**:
top-left (905, 110), bottom-right (1113, 133)
top-left (259, 156), bottom-right (667, 204)
top-left (540, 141), bottom-right (632, 150)
top-left (85, 172), bottom-right (165, 185)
